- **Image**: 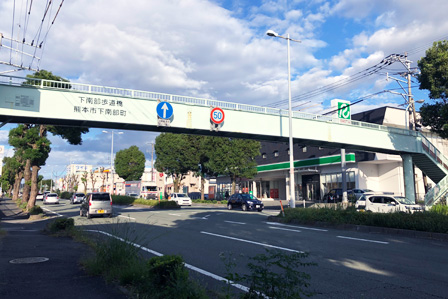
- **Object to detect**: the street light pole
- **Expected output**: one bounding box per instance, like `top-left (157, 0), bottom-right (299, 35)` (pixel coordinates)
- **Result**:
top-left (266, 30), bottom-right (301, 208)
top-left (103, 130), bottom-right (123, 195)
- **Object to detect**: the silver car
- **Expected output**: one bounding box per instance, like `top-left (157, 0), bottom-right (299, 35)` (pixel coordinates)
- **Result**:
top-left (43, 193), bottom-right (59, 204)
top-left (70, 192), bottom-right (85, 204)
top-left (80, 192), bottom-right (113, 218)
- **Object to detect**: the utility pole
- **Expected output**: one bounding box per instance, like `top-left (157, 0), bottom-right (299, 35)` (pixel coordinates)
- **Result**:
top-left (146, 141), bottom-right (155, 181)
top-left (384, 53), bottom-right (425, 202)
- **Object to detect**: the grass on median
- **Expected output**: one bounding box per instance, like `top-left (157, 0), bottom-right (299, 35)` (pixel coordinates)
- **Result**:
top-left (277, 204), bottom-right (448, 234)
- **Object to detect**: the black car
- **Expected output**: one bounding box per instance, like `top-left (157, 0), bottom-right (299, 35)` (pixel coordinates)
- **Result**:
top-left (227, 193), bottom-right (264, 212)
top-left (322, 188), bottom-right (343, 203)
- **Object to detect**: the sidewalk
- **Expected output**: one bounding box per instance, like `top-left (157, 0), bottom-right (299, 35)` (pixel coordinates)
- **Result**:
top-left (0, 197), bottom-right (126, 299)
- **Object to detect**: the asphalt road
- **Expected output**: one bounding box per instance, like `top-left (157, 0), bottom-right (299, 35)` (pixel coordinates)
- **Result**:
top-left (43, 199), bottom-right (448, 299)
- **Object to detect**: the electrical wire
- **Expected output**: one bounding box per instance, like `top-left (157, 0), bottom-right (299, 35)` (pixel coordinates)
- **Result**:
top-left (267, 34), bottom-right (448, 109)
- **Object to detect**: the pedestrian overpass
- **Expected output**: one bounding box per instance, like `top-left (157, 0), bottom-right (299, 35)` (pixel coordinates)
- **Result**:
top-left (0, 74), bottom-right (447, 206)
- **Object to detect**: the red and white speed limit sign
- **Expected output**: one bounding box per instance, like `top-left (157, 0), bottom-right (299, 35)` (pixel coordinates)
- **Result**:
top-left (210, 107), bottom-right (225, 124)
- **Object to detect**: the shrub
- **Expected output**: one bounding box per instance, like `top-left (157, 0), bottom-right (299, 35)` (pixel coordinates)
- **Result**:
top-left (29, 205), bottom-right (43, 215)
top-left (222, 249), bottom-right (316, 299)
top-left (154, 200), bottom-right (179, 209)
top-left (59, 191), bottom-right (72, 199)
top-left (46, 217), bottom-right (75, 233)
top-left (280, 207), bottom-right (448, 234)
top-left (430, 204), bottom-right (448, 216)
top-left (111, 195), bottom-right (136, 205)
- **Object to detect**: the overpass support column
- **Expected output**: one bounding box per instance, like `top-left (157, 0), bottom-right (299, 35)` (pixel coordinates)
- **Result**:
top-left (401, 154), bottom-right (416, 203)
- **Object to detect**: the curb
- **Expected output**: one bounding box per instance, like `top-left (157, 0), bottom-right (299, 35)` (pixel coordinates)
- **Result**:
top-left (267, 216), bottom-right (448, 242)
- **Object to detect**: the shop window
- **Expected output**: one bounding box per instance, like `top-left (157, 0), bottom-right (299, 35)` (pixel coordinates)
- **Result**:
top-left (274, 151), bottom-right (279, 157)
top-left (302, 147), bottom-right (307, 152)
top-left (262, 153), bottom-right (267, 158)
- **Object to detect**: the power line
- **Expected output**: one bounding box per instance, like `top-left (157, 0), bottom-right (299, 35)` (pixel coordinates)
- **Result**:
top-left (267, 35), bottom-right (448, 109)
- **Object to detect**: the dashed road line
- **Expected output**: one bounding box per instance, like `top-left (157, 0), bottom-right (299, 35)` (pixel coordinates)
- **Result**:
top-left (201, 231), bottom-right (303, 253)
top-left (224, 220), bottom-right (246, 225)
top-left (337, 236), bottom-right (389, 244)
top-left (269, 226), bottom-right (301, 233)
top-left (266, 222), bottom-right (328, 232)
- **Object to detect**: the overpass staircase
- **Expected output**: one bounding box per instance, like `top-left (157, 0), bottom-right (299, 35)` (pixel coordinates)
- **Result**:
top-left (413, 135), bottom-right (448, 207)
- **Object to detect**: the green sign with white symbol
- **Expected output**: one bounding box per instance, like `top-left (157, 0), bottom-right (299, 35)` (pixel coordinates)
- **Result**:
top-left (338, 102), bottom-right (351, 119)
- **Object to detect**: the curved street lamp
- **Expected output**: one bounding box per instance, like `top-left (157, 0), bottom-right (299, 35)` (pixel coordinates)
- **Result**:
top-left (266, 30), bottom-right (301, 208)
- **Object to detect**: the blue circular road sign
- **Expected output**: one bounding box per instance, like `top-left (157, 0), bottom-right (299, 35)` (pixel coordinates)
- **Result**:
top-left (156, 101), bottom-right (173, 119)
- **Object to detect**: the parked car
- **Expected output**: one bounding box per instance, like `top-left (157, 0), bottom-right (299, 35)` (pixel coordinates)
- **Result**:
top-left (80, 192), bottom-right (113, 218)
top-left (70, 192), bottom-right (85, 204)
top-left (322, 188), bottom-right (343, 203)
top-left (350, 188), bottom-right (374, 201)
top-left (43, 193), bottom-right (59, 204)
top-left (227, 193), bottom-right (264, 212)
top-left (356, 193), bottom-right (423, 213)
top-left (36, 191), bottom-right (50, 201)
top-left (169, 193), bottom-right (192, 206)
top-left (188, 192), bottom-right (209, 200)
top-left (126, 192), bottom-right (139, 198)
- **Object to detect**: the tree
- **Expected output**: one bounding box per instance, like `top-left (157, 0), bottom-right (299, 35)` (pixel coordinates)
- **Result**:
top-left (11, 70), bottom-right (90, 210)
top-left (418, 41), bottom-right (448, 137)
top-left (1, 156), bottom-right (21, 196)
top-left (89, 169), bottom-right (98, 192)
top-left (81, 172), bottom-right (88, 193)
top-left (154, 133), bottom-right (200, 192)
top-left (205, 137), bottom-right (260, 194)
top-left (115, 146), bottom-right (146, 181)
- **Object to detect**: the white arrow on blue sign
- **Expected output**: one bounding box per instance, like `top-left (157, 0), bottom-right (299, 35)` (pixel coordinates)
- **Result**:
top-left (156, 101), bottom-right (173, 119)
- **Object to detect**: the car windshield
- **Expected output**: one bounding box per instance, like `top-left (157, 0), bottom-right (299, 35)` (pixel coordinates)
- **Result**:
top-left (241, 194), bottom-right (258, 200)
top-left (47, 194), bottom-right (57, 197)
top-left (176, 194), bottom-right (187, 197)
top-left (76, 193), bottom-right (85, 197)
top-left (395, 196), bottom-right (414, 204)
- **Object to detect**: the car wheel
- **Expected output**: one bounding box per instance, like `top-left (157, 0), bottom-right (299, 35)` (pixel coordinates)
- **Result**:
top-left (87, 211), bottom-right (91, 219)
top-left (258, 208), bottom-right (263, 212)
top-left (242, 204), bottom-right (247, 211)
top-left (108, 213), bottom-right (113, 218)
top-left (227, 204), bottom-right (232, 210)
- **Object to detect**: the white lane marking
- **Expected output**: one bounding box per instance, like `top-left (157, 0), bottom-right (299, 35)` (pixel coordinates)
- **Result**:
top-left (201, 231), bottom-right (303, 253)
top-left (269, 226), bottom-right (301, 233)
top-left (42, 207), bottom-right (63, 217)
top-left (118, 215), bottom-right (136, 220)
top-left (266, 222), bottom-right (328, 232)
top-left (168, 213), bottom-right (182, 216)
top-left (337, 236), bottom-right (389, 244)
top-left (224, 220), bottom-right (246, 225)
top-left (85, 230), bottom-right (251, 294)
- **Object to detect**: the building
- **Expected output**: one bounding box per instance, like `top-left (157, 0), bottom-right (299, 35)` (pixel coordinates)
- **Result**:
top-left (218, 106), bottom-right (447, 202)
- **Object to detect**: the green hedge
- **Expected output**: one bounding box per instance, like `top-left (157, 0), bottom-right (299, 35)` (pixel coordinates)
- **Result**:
top-left (280, 206), bottom-right (448, 234)
top-left (111, 195), bottom-right (179, 209)
top-left (60, 191), bottom-right (72, 199)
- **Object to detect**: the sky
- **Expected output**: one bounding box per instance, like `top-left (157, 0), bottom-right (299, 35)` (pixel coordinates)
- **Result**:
top-left (0, 0), bottom-right (447, 179)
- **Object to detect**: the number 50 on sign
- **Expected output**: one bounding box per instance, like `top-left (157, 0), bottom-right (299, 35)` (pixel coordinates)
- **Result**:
top-left (210, 107), bottom-right (225, 124)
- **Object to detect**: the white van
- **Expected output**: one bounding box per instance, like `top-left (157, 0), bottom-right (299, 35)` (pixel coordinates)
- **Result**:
top-left (170, 193), bottom-right (192, 206)
top-left (356, 193), bottom-right (423, 214)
